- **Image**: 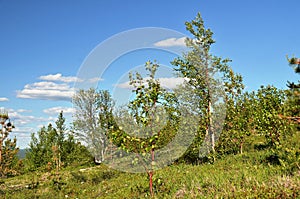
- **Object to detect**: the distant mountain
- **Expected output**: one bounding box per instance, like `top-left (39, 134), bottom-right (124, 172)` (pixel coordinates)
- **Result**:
top-left (17, 148), bottom-right (28, 159)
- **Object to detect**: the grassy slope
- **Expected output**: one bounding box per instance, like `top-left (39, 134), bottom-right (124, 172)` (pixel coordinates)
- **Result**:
top-left (1, 150), bottom-right (300, 199)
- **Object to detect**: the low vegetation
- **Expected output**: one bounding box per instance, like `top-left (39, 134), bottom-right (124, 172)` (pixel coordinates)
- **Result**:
top-left (1, 146), bottom-right (300, 198)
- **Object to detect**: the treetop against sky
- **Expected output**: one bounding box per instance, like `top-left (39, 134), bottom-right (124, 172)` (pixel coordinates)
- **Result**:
top-left (0, 0), bottom-right (299, 148)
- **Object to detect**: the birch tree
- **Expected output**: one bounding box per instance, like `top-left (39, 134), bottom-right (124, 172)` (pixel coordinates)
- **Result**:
top-left (72, 88), bottom-right (114, 163)
top-left (172, 13), bottom-right (241, 162)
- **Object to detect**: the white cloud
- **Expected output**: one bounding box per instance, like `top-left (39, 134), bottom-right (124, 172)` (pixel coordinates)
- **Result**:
top-left (8, 111), bottom-right (49, 125)
top-left (154, 37), bottom-right (187, 47)
top-left (2, 109), bottom-right (54, 143)
top-left (10, 127), bottom-right (35, 136)
top-left (88, 77), bottom-right (104, 83)
top-left (16, 73), bottom-right (107, 101)
top-left (3, 110), bottom-right (34, 131)
top-left (115, 82), bottom-right (134, 89)
top-left (43, 106), bottom-right (75, 115)
top-left (159, 77), bottom-right (188, 89)
top-left (115, 77), bottom-right (188, 90)
top-left (0, 97), bottom-right (9, 102)
top-left (17, 109), bottom-right (32, 113)
top-left (2, 107), bottom-right (73, 148)
top-left (17, 81), bottom-right (75, 101)
top-left (39, 73), bottom-right (83, 83)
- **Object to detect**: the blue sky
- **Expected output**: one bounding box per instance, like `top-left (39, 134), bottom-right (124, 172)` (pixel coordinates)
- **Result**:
top-left (0, 0), bottom-right (299, 148)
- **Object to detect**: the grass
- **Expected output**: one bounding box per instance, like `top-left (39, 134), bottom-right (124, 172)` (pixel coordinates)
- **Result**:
top-left (1, 149), bottom-right (300, 199)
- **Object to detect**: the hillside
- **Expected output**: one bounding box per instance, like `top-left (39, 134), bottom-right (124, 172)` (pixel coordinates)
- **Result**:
top-left (17, 149), bottom-right (27, 160)
top-left (1, 9), bottom-right (299, 199)
top-left (1, 148), bottom-right (300, 198)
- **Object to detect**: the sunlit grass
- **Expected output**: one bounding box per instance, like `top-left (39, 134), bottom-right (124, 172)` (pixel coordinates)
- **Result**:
top-left (1, 148), bottom-right (299, 198)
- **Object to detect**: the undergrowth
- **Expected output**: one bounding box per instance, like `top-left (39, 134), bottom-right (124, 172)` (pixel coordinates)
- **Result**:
top-left (1, 149), bottom-right (299, 198)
